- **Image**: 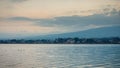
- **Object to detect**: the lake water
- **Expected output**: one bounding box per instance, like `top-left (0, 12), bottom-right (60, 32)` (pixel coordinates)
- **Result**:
top-left (0, 44), bottom-right (120, 68)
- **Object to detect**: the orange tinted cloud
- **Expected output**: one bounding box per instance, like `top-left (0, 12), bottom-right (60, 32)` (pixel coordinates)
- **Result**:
top-left (0, 0), bottom-right (120, 18)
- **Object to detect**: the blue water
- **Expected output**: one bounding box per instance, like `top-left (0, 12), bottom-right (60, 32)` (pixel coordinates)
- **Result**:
top-left (0, 44), bottom-right (120, 68)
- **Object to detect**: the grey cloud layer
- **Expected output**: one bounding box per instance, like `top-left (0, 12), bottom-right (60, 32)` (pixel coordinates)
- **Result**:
top-left (2, 14), bottom-right (120, 28)
top-left (3, 0), bottom-right (27, 3)
top-left (37, 15), bottom-right (120, 28)
top-left (11, 0), bottom-right (27, 2)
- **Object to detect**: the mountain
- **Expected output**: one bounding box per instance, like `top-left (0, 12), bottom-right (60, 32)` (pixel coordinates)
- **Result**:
top-left (28, 26), bottom-right (120, 40)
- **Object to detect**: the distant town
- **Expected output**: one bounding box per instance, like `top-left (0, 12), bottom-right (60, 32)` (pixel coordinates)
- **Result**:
top-left (0, 37), bottom-right (120, 44)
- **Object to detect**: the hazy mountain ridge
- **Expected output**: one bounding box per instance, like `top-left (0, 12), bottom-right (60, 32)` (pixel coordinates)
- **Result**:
top-left (29, 26), bottom-right (120, 40)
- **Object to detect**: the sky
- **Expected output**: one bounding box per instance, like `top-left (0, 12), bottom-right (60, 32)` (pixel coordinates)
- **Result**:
top-left (0, 0), bottom-right (120, 38)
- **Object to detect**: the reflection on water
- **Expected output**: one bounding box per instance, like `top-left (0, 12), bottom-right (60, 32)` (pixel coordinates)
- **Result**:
top-left (0, 44), bottom-right (120, 68)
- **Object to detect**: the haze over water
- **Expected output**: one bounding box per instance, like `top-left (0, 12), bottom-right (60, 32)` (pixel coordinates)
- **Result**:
top-left (0, 44), bottom-right (120, 68)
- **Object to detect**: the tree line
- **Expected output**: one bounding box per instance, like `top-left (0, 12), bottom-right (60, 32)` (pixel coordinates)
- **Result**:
top-left (0, 37), bottom-right (120, 44)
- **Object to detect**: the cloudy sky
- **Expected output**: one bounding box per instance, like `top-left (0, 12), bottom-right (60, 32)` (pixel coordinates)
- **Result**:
top-left (0, 0), bottom-right (120, 38)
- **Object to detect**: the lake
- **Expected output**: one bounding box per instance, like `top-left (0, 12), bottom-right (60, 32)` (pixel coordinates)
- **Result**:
top-left (0, 44), bottom-right (120, 68)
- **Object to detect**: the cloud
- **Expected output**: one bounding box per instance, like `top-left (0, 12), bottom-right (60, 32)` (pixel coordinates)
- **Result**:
top-left (0, 0), bottom-right (28, 18)
top-left (35, 14), bottom-right (120, 27)
top-left (10, 0), bottom-right (27, 2)
top-left (64, 5), bottom-right (120, 17)
top-left (1, 12), bottom-right (120, 27)
top-left (0, 0), bottom-right (120, 18)
top-left (3, 9), bottom-right (119, 24)
top-left (6, 17), bottom-right (34, 21)
top-left (1, 0), bottom-right (28, 3)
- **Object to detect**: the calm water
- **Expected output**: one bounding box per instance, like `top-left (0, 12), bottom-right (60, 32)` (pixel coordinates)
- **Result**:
top-left (0, 44), bottom-right (120, 68)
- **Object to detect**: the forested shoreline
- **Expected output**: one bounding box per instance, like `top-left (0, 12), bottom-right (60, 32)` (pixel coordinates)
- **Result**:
top-left (0, 37), bottom-right (120, 44)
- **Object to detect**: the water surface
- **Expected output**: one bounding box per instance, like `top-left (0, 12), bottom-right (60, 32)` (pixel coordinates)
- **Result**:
top-left (0, 44), bottom-right (120, 68)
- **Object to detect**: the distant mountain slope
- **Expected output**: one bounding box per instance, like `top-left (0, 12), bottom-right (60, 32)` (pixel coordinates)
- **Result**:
top-left (28, 26), bottom-right (120, 39)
